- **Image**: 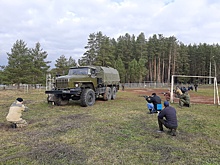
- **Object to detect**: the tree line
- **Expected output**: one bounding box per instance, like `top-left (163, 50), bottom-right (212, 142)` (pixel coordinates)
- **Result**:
top-left (0, 32), bottom-right (220, 86)
top-left (80, 32), bottom-right (220, 84)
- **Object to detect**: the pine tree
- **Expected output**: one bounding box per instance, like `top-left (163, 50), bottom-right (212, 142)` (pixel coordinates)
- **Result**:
top-left (67, 56), bottom-right (77, 67)
top-left (4, 40), bottom-right (33, 88)
top-left (55, 55), bottom-right (68, 75)
top-left (0, 66), bottom-right (6, 84)
top-left (137, 58), bottom-right (147, 83)
top-left (81, 33), bottom-right (97, 65)
top-left (30, 42), bottom-right (51, 86)
top-left (128, 59), bottom-right (139, 83)
top-left (114, 57), bottom-right (126, 83)
top-left (95, 35), bottom-right (114, 67)
top-left (136, 32), bottom-right (147, 60)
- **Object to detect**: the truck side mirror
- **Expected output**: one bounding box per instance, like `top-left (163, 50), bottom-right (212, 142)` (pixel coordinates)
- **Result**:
top-left (91, 70), bottom-right (96, 77)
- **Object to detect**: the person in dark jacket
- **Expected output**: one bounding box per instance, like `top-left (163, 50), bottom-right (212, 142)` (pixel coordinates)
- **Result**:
top-left (157, 101), bottom-right (178, 136)
top-left (194, 83), bottom-right (198, 92)
top-left (145, 93), bottom-right (161, 114)
top-left (145, 97), bottom-right (154, 113)
top-left (150, 93), bottom-right (161, 111)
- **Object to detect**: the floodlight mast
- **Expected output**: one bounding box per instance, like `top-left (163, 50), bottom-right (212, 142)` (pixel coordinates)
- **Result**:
top-left (170, 75), bottom-right (219, 105)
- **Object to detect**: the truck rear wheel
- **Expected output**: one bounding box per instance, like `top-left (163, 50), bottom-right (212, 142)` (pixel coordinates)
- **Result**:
top-left (103, 87), bottom-right (111, 101)
top-left (80, 89), bottom-right (95, 107)
top-left (111, 87), bottom-right (117, 100)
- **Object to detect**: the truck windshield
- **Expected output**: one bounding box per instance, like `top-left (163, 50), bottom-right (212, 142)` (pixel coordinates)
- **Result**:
top-left (68, 68), bottom-right (89, 75)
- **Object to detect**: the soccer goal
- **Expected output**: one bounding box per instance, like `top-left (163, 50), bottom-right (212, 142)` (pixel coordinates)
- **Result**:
top-left (170, 75), bottom-right (219, 105)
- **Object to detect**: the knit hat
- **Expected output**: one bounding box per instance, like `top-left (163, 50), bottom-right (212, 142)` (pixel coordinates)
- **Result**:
top-left (16, 98), bottom-right (23, 102)
top-left (164, 101), bottom-right (169, 107)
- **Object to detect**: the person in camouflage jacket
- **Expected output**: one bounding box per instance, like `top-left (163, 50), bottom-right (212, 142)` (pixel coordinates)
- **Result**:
top-left (179, 90), bottom-right (190, 107)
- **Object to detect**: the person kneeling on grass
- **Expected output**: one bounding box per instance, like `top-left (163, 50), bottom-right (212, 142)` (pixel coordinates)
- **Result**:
top-left (146, 99), bottom-right (155, 114)
top-left (179, 89), bottom-right (190, 107)
top-left (6, 98), bottom-right (28, 128)
top-left (145, 93), bottom-right (161, 114)
top-left (157, 101), bottom-right (178, 136)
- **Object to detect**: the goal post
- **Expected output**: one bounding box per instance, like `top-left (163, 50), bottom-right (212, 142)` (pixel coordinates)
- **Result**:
top-left (170, 75), bottom-right (219, 105)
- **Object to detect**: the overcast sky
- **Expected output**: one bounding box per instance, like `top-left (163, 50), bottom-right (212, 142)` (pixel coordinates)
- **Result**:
top-left (0, 0), bottom-right (220, 67)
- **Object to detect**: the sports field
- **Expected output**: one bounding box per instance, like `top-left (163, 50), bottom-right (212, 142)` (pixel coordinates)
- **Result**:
top-left (0, 88), bottom-right (219, 164)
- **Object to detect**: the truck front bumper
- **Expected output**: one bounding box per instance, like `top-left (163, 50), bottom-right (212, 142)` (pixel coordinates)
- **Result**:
top-left (45, 87), bottom-right (81, 95)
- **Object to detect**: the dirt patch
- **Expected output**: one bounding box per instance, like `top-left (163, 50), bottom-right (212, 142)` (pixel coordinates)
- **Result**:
top-left (128, 88), bottom-right (214, 104)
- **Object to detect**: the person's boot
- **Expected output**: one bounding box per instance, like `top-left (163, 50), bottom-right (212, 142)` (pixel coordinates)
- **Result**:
top-left (11, 123), bottom-right (17, 128)
top-left (171, 129), bottom-right (176, 136)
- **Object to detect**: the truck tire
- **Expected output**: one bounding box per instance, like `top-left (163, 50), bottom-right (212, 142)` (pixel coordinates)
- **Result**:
top-left (103, 87), bottom-right (111, 101)
top-left (111, 87), bottom-right (117, 100)
top-left (80, 89), bottom-right (96, 107)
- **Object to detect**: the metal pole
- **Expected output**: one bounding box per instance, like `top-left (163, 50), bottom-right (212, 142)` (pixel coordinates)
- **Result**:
top-left (214, 60), bottom-right (216, 78)
top-left (171, 75), bottom-right (174, 103)
top-left (214, 78), bottom-right (216, 104)
top-left (215, 77), bottom-right (220, 106)
top-left (209, 60), bottom-right (211, 84)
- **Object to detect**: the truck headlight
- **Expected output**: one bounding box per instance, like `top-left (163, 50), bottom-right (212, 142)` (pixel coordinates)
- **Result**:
top-left (75, 83), bottom-right (79, 87)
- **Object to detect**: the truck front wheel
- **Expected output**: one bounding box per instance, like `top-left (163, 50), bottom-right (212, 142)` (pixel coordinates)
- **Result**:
top-left (80, 89), bottom-right (96, 107)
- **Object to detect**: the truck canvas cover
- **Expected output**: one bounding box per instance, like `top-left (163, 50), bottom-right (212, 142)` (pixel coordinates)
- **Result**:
top-left (99, 66), bottom-right (120, 85)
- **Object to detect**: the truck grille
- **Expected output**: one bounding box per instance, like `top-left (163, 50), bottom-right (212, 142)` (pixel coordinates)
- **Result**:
top-left (56, 79), bottom-right (68, 88)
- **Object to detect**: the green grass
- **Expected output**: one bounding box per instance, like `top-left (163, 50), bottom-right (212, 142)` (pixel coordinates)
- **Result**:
top-left (0, 89), bottom-right (220, 165)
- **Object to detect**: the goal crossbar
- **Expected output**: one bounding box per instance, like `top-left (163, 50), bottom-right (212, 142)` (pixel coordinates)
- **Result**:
top-left (170, 75), bottom-right (219, 105)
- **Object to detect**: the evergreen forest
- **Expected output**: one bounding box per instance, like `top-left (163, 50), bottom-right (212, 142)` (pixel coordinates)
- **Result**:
top-left (0, 32), bottom-right (220, 86)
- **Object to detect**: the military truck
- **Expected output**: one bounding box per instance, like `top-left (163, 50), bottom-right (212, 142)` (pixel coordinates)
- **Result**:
top-left (45, 66), bottom-right (120, 107)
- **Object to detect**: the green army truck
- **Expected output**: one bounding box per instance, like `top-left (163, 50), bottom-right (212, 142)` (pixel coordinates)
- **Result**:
top-left (45, 66), bottom-right (120, 107)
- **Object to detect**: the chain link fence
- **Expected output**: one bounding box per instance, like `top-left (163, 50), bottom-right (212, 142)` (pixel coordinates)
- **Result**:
top-left (0, 84), bottom-right (45, 92)
top-left (120, 83), bottom-right (170, 89)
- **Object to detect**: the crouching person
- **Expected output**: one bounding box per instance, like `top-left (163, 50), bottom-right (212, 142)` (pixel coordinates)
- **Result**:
top-left (157, 101), bottom-right (178, 136)
top-left (179, 89), bottom-right (190, 107)
top-left (6, 98), bottom-right (28, 128)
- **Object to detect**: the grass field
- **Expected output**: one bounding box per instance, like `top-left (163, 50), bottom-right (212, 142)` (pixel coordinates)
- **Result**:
top-left (0, 88), bottom-right (220, 165)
